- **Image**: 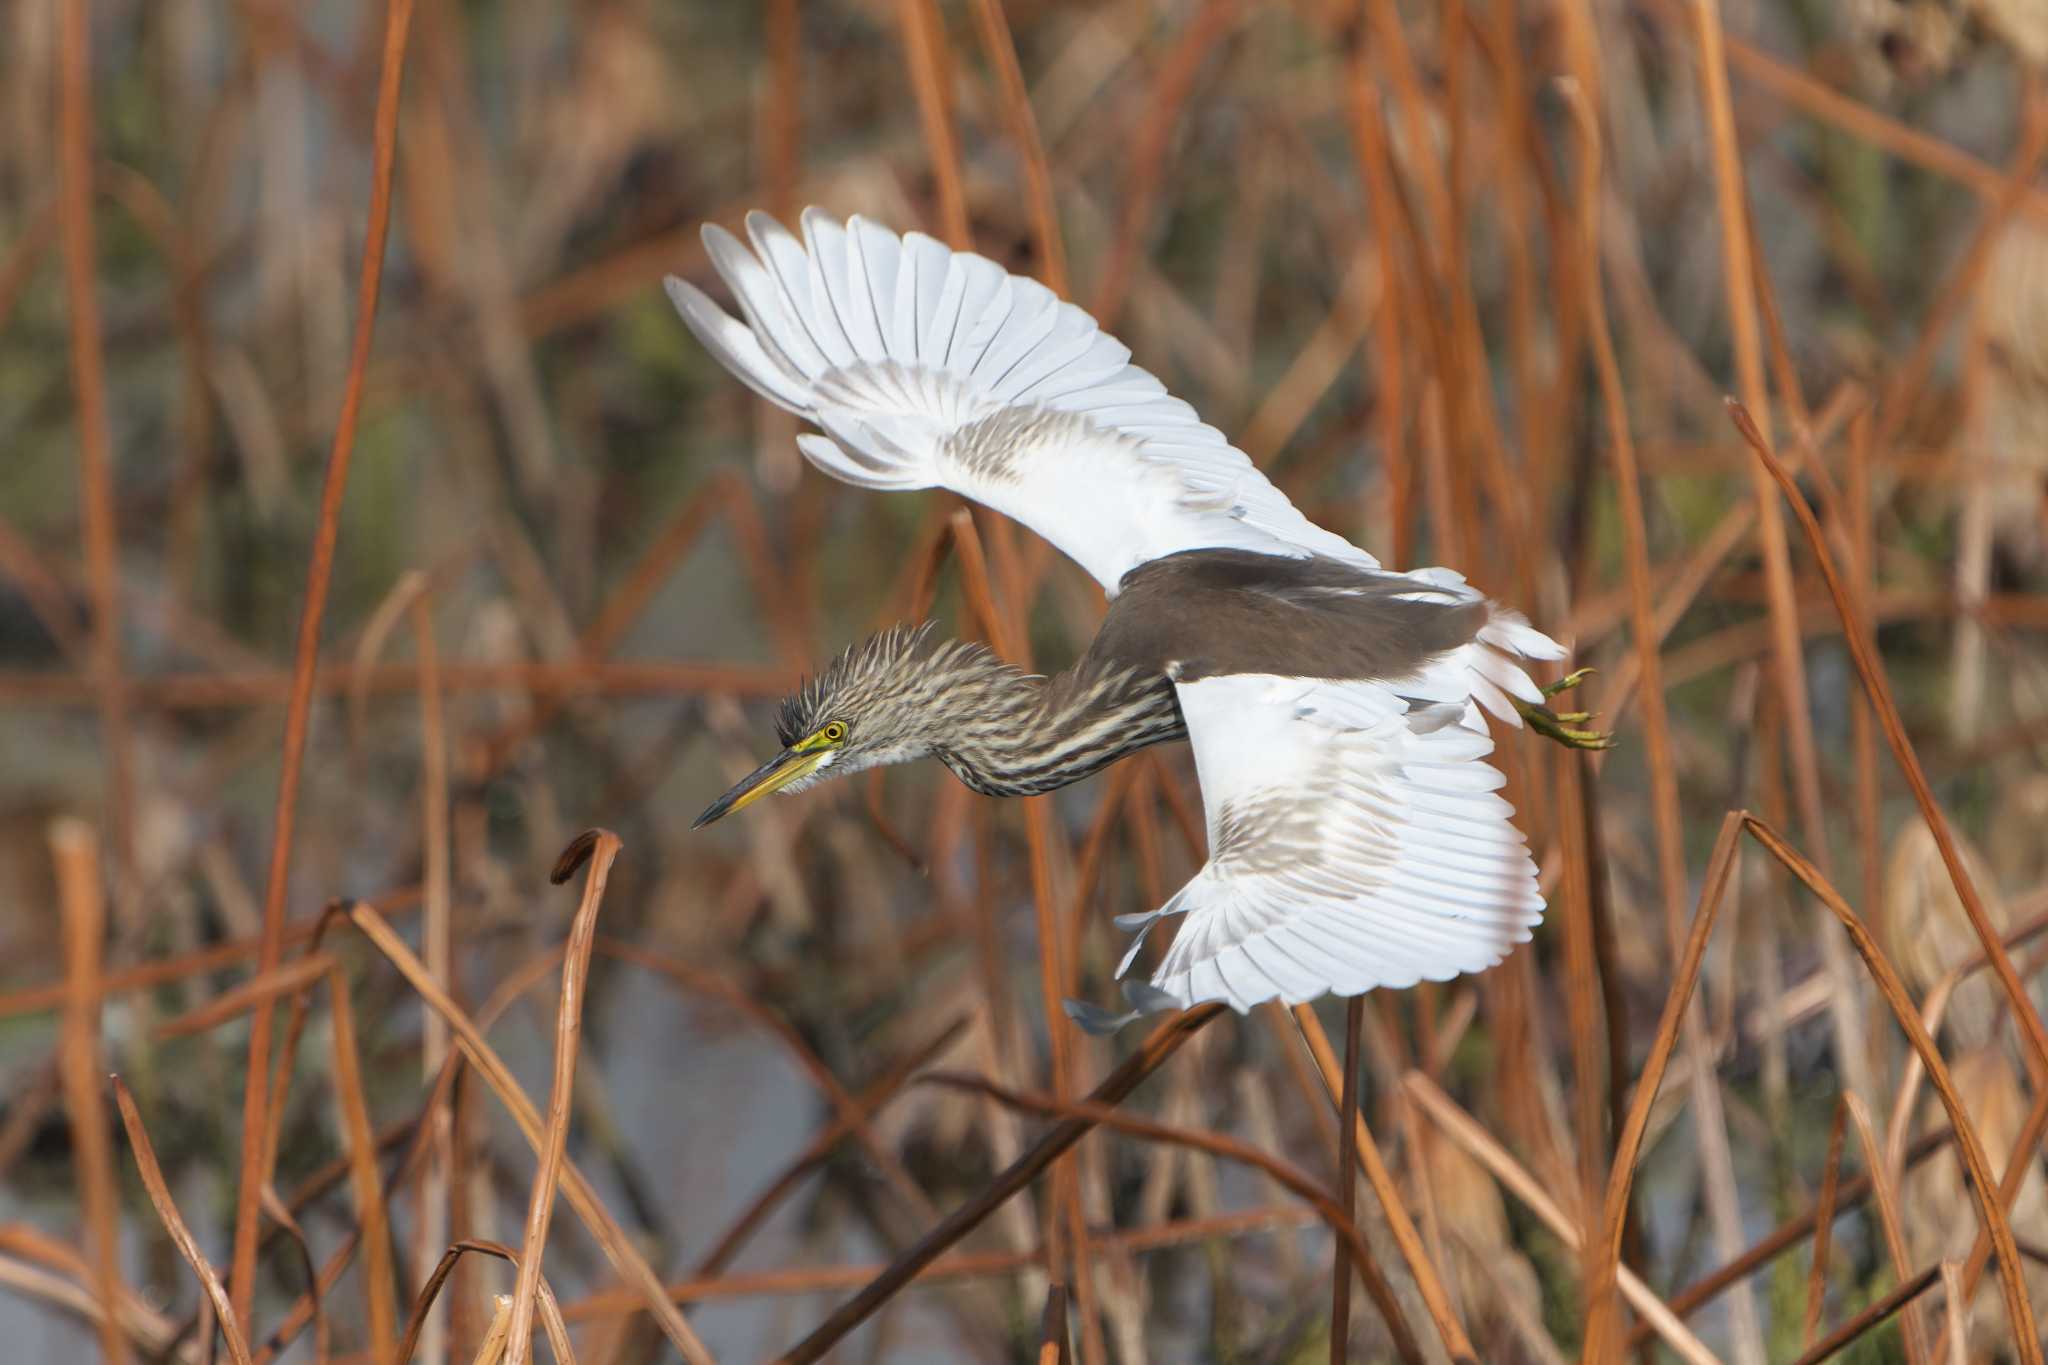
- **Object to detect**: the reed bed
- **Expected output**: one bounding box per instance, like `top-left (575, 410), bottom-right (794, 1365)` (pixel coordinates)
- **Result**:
top-left (3, 0), bottom-right (2047, 1360)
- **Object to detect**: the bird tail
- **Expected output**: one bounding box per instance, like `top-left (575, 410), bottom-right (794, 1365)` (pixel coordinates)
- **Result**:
top-left (1391, 568), bottom-right (1569, 729)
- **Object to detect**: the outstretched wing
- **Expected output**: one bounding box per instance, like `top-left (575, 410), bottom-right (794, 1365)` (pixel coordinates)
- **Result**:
top-left (666, 207), bottom-right (1379, 594)
top-left (1114, 674), bottom-right (1543, 1012)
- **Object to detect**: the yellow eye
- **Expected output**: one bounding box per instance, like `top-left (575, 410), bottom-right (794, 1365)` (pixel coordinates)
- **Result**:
top-left (820, 721), bottom-right (848, 744)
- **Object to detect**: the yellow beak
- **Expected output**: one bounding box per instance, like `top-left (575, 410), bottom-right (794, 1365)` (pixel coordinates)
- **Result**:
top-left (692, 748), bottom-right (828, 828)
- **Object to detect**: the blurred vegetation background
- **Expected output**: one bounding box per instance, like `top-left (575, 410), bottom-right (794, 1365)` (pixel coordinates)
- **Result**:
top-left (4, 0), bottom-right (2048, 1360)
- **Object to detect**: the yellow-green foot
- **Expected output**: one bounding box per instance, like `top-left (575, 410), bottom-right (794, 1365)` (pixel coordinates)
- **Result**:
top-left (1517, 668), bottom-right (1616, 750)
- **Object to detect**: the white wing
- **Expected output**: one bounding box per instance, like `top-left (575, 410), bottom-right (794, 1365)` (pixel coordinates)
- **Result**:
top-left (666, 207), bottom-right (1380, 593)
top-left (1113, 675), bottom-right (1544, 1012)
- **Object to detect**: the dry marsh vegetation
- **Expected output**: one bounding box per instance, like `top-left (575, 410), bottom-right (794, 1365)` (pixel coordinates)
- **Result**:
top-left (3, 0), bottom-right (2048, 1360)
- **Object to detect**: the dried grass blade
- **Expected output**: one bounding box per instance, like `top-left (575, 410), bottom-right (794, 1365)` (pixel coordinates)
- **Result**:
top-left (113, 1076), bottom-right (253, 1365)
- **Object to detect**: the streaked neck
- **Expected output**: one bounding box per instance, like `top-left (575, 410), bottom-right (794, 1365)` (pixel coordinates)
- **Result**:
top-left (934, 661), bottom-right (1184, 797)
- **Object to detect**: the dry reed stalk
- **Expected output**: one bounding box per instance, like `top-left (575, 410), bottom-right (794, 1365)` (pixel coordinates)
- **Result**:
top-left (1287, 1004), bottom-right (1477, 1364)
top-left (345, 900), bottom-right (718, 1364)
top-left (410, 584), bottom-right (454, 1364)
top-left (1584, 811), bottom-right (1742, 1362)
top-left (1037, 1282), bottom-right (1071, 1365)
top-left (941, 503), bottom-right (1098, 1345)
top-left (1802, 1102), bottom-right (1848, 1348)
top-left (1402, 1072), bottom-right (1718, 1364)
top-left (501, 832), bottom-right (621, 1363)
top-left (593, 938), bottom-right (941, 1226)
top-left (230, 0), bottom-right (418, 1327)
top-left (1742, 815), bottom-right (2041, 1358)
top-left (550, 1204), bottom-right (1321, 1319)
top-left (1731, 407), bottom-right (2048, 1079)
top-left (968, 0), bottom-right (1066, 293)
top-left (256, 1187), bottom-right (328, 1365)
top-left (1877, 88), bottom-right (2048, 452)
top-left (774, 1003), bottom-right (1225, 1364)
top-left (0, 197), bottom-right (57, 330)
top-left (1786, 1264), bottom-right (1943, 1365)
top-left (1701, 16), bottom-right (2048, 221)
top-left (152, 953), bottom-right (338, 1039)
top-left (51, 819), bottom-right (130, 1365)
top-left (58, 0), bottom-right (137, 925)
top-left (1628, 1127), bottom-right (1959, 1350)
top-left (0, 1249), bottom-right (172, 1358)
top-left (690, 1012), bottom-right (970, 1278)
top-left (1550, 756), bottom-right (1606, 1252)
top-left (925, 1072), bottom-right (1424, 1364)
top-left (896, 0), bottom-right (971, 248)
top-left (1942, 1261), bottom-right (1970, 1365)
top-left (1841, 1091), bottom-right (1930, 1364)
top-left (1089, 0), bottom-right (1242, 328)
top-left (1687, 34), bottom-right (1853, 1291)
top-left (397, 1241), bottom-right (574, 1365)
top-left (1329, 995), bottom-right (1364, 1365)
top-left (112, 1075), bottom-right (253, 1365)
top-left (326, 964), bottom-right (400, 1357)
top-left (0, 660), bottom-right (798, 712)
top-left (251, 943), bottom-right (578, 1365)
top-left (468, 1296), bottom-right (511, 1365)
top-left (1337, 22), bottom-right (1414, 569)
top-left (0, 888), bottom-right (423, 1023)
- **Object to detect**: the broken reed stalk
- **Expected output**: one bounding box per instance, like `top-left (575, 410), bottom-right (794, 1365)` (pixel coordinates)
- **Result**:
top-left (774, 1004), bottom-right (1226, 1365)
top-left (1288, 1004), bottom-right (1477, 1363)
top-left (230, 0), bottom-right (419, 1329)
top-left (51, 820), bottom-right (130, 1365)
top-left (397, 1240), bottom-right (574, 1365)
top-left (505, 830), bottom-right (618, 1364)
top-left (112, 1076), bottom-right (254, 1365)
top-left (1742, 814), bottom-right (2040, 1358)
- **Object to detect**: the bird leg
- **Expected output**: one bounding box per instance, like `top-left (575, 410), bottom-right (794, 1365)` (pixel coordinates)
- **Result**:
top-left (1515, 667), bottom-right (1615, 750)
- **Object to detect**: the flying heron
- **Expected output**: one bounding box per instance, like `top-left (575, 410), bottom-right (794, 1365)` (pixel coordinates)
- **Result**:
top-left (667, 209), bottom-right (1604, 1024)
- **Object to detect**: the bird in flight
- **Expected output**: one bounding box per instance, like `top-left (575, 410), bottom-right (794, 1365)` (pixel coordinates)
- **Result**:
top-left (668, 209), bottom-right (1605, 1025)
